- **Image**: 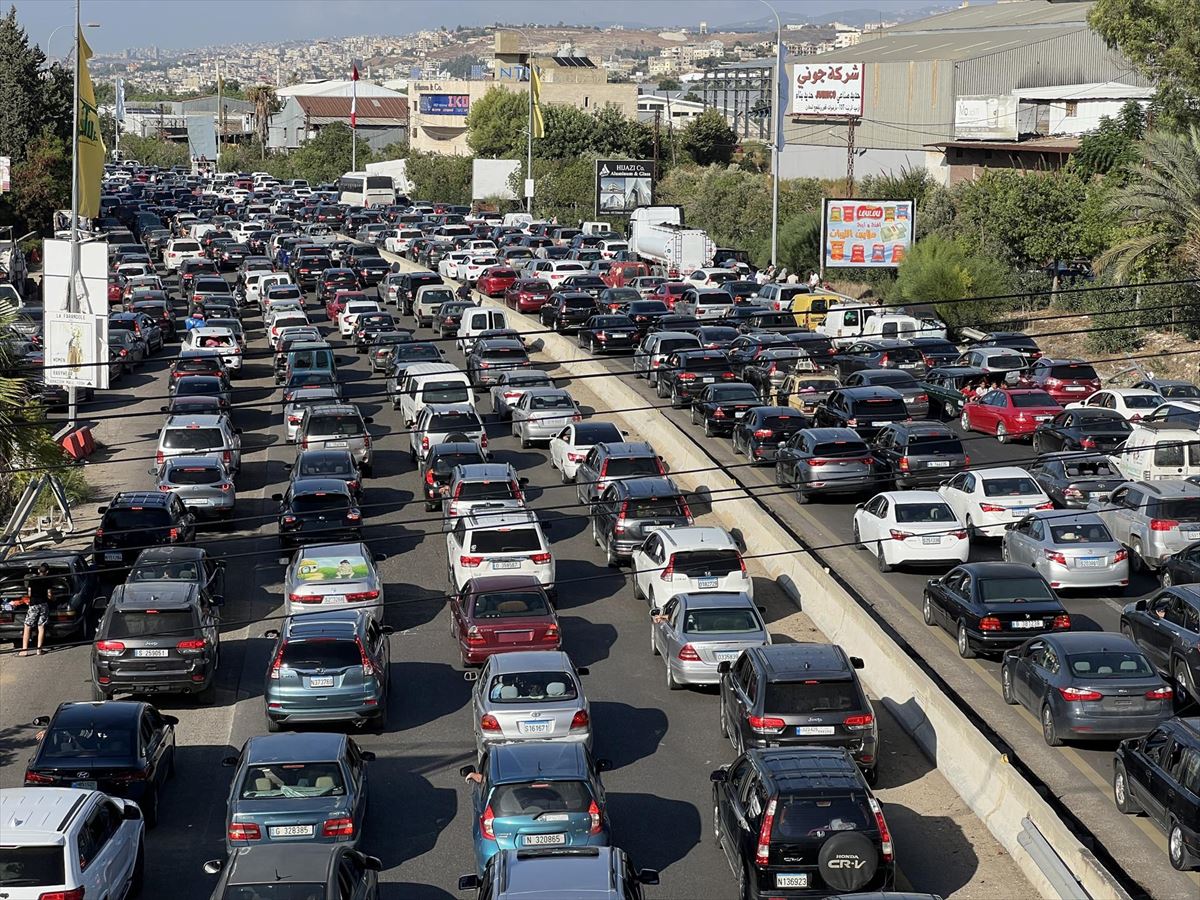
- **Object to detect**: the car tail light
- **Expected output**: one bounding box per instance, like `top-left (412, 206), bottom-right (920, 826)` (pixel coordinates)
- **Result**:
top-left (678, 372), bottom-right (696, 381)
top-left (1052, 613), bottom-right (1071, 629)
top-left (167, 527), bottom-right (180, 542)
top-left (677, 643), bottom-right (701, 661)
top-left (889, 530), bottom-right (912, 541)
top-left (156, 450), bottom-right (165, 466)
top-left (1044, 550), bottom-right (1067, 565)
top-left (322, 817), bottom-right (354, 837)
top-left (1146, 685), bottom-right (1174, 701)
top-left (659, 553), bottom-right (675, 580)
top-left (879, 352), bottom-right (889, 366)
top-left (844, 713), bottom-right (874, 730)
top-left (898, 457), bottom-right (910, 472)
top-left (346, 508), bottom-right (362, 522)
top-left (481, 805), bottom-right (496, 840)
top-left (228, 822), bottom-right (261, 842)
top-left (588, 799), bottom-right (604, 834)
top-left (421, 436), bottom-right (430, 450)
top-left (158, 484), bottom-right (172, 493)
top-left (713, 407), bottom-right (725, 419)
top-left (755, 797), bottom-right (777, 866)
top-left (1151, 518), bottom-right (1179, 531)
top-left (1033, 501), bottom-right (1054, 510)
top-left (24, 770), bottom-right (56, 785)
top-left (220, 482), bottom-right (232, 493)
top-left (1058, 686), bottom-right (1102, 702)
top-left (530, 551), bottom-right (551, 565)
top-left (480, 433), bottom-right (488, 448)
top-left (1080, 437), bottom-right (1097, 449)
top-left (1114, 549), bottom-right (1128, 562)
top-left (614, 500), bottom-right (629, 535)
top-left (570, 709), bottom-right (589, 730)
top-left (979, 503), bottom-right (1006, 513)
top-left (282, 515), bottom-right (297, 526)
top-left (979, 616), bottom-right (1002, 632)
top-left (747, 714), bottom-right (785, 734)
top-left (177, 637), bottom-right (206, 653)
top-left (479, 713), bottom-right (502, 733)
top-left (425, 469), bottom-right (436, 485)
top-left (869, 795), bottom-right (894, 862)
top-left (465, 625), bottom-right (487, 646)
top-left (753, 429), bottom-right (774, 439)
top-left (460, 555), bottom-right (483, 567)
top-left (567, 451), bottom-right (584, 462)
top-left (951, 529), bottom-right (968, 539)
top-left (268, 642), bottom-right (286, 679)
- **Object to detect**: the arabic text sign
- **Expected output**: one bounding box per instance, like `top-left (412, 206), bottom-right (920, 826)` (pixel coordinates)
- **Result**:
top-left (419, 94), bottom-right (470, 116)
top-left (822, 199), bottom-right (914, 269)
top-left (792, 63), bottom-right (864, 118)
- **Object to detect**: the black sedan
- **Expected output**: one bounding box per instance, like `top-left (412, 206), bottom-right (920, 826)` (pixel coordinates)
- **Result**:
top-left (1032, 408), bottom-right (1133, 454)
top-left (577, 315), bottom-right (638, 354)
top-left (286, 449), bottom-right (363, 503)
top-left (539, 292), bottom-right (596, 332)
top-left (731, 406), bottom-right (807, 464)
top-left (597, 287), bottom-right (640, 314)
top-left (353, 312), bottom-right (403, 352)
top-left (725, 333), bottom-right (789, 376)
top-left (273, 478), bottom-right (362, 548)
top-left (922, 562), bottom-right (1070, 659)
top-left (26, 700), bottom-right (177, 826)
top-left (909, 336), bottom-right (961, 370)
top-left (689, 382), bottom-right (761, 437)
top-left (1027, 452), bottom-right (1126, 509)
top-left (1000, 632), bottom-right (1173, 745)
top-left (355, 255), bottom-right (391, 287)
top-left (217, 242), bottom-right (250, 270)
top-left (624, 300), bottom-right (670, 337)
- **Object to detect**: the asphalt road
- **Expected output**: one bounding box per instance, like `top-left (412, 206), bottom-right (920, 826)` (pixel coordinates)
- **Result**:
top-left (0, 267), bottom-right (1032, 900)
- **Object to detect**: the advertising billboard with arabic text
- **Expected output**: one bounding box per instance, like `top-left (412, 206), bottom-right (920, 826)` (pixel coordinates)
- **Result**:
top-left (821, 199), bottom-right (914, 270)
top-left (791, 63), bottom-right (865, 118)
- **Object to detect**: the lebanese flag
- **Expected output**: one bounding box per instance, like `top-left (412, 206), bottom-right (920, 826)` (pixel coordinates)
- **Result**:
top-left (350, 62), bottom-right (359, 127)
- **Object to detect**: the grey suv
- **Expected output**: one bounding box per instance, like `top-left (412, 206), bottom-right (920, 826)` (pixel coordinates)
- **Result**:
top-left (591, 476), bottom-right (692, 566)
top-left (444, 462), bottom-right (528, 526)
top-left (459, 847), bottom-right (658, 900)
top-left (152, 455), bottom-right (236, 518)
top-left (574, 442), bottom-right (666, 506)
top-left (1091, 480), bottom-right (1200, 571)
top-left (298, 404), bottom-right (375, 475)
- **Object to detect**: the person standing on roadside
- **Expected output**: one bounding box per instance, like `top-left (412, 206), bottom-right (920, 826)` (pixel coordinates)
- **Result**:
top-left (20, 563), bottom-right (54, 657)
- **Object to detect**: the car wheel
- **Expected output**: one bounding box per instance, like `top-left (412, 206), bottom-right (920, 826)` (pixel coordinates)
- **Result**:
top-left (521, 433), bottom-right (531, 449)
top-left (1001, 666), bottom-right (1017, 704)
top-left (796, 488), bottom-right (808, 505)
top-left (713, 802), bottom-right (722, 844)
top-left (996, 422), bottom-right (1008, 444)
top-left (92, 683), bottom-right (111, 701)
top-left (852, 522), bottom-right (861, 546)
top-left (656, 379), bottom-right (668, 399)
top-left (560, 465), bottom-right (571, 485)
top-left (957, 621), bottom-right (976, 659)
top-left (960, 409), bottom-right (971, 431)
top-left (690, 407), bottom-right (698, 425)
top-left (605, 538), bottom-right (620, 568)
top-left (1114, 764), bottom-right (1142, 815)
top-left (129, 838), bottom-right (145, 896)
top-left (704, 418), bottom-right (715, 438)
top-left (143, 786), bottom-right (159, 829)
top-left (1175, 658), bottom-right (1197, 704)
top-left (966, 516), bottom-right (980, 542)
top-left (876, 543), bottom-right (891, 573)
top-left (1161, 569), bottom-right (1174, 587)
top-left (1041, 704), bottom-right (1062, 746)
top-left (719, 698), bottom-right (729, 738)
top-left (671, 387), bottom-right (683, 408)
top-left (633, 575), bottom-right (645, 601)
top-left (666, 661), bottom-right (682, 691)
top-left (650, 627), bottom-right (659, 656)
top-left (1130, 540), bottom-right (1146, 574)
top-left (864, 765), bottom-right (879, 786)
top-left (1169, 822), bottom-right (1194, 870)
top-left (737, 863), bottom-right (752, 900)
top-left (266, 715), bottom-right (283, 733)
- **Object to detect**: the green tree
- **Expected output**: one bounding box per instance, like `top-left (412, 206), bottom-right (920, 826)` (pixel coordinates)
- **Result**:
top-left (538, 104), bottom-right (597, 160)
top-left (405, 151), bottom-right (472, 204)
top-left (680, 109), bottom-right (736, 166)
top-left (776, 211), bottom-right (822, 276)
top-left (7, 134), bottom-right (70, 237)
top-left (1088, 0), bottom-right (1200, 125)
top-left (894, 234), bottom-right (1013, 328)
top-left (287, 123), bottom-right (373, 184)
top-left (1097, 125), bottom-right (1200, 279)
top-left (0, 6), bottom-right (58, 162)
top-left (656, 76), bottom-right (682, 91)
top-left (118, 133), bottom-right (190, 168)
top-left (466, 87), bottom-right (528, 158)
top-left (1074, 100), bottom-right (1146, 179)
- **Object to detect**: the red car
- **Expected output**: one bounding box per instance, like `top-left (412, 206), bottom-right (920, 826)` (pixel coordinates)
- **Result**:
top-left (646, 281), bottom-right (688, 310)
top-left (504, 279), bottom-right (552, 313)
top-left (449, 575), bottom-right (560, 666)
top-left (961, 388), bottom-right (1062, 442)
top-left (107, 277), bottom-right (123, 305)
top-left (477, 266), bottom-right (518, 298)
top-left (326, 289), bottom-right (368, 321)
top-left (1027, 358), bottom-right (1102, 404)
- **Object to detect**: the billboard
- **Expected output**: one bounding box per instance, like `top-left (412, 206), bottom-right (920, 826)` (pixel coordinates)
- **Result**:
top-left (821, 199), bottom-right (914, 269)
top-left (955, 95), bottom-right (1019, 140)
top-left (595, 160), bottom-right (654, 215)
top-left (473, 158), bottom-right (521, 201)
top-left (44, 310), bottom-right (107, 389)
top-left (42, 239), bottom-right (107, 315)
top-left (0, 155), bottom-right (9, 193)
top-left (419, 93), bottom-right (470, 116)
top-left (791, 63), bottom-right (864, 118)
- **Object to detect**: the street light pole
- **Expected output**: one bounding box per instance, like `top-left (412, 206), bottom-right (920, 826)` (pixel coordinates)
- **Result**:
top-left (499, 28), bottom-right (534, 214)
top-left (67, 0), bottom-right (81, 427)
top-left (759, 0), bottom-right (782, 268)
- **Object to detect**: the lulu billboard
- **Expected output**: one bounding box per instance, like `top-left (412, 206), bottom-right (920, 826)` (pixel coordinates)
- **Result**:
top-left (821, 199), bottom-right (914, 269)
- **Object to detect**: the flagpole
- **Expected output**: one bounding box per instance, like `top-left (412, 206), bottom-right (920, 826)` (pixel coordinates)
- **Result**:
top-left (67, 0), bottom-right (81, 427)
top-left (526, 51), bottom-right (533, 215)
top-left (216, 60), bottom-right (222, 172)
top-left (113, 78), bottom-right (120, 160)
top-left (761, 0), bottom-right (781, 267)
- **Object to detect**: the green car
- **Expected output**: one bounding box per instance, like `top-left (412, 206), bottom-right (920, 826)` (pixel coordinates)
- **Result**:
top-left (921, 365), bottom-right (986, 419)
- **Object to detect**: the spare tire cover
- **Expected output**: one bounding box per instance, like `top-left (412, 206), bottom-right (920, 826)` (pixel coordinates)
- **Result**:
top-left (817, 830), bottom-right (879, 892)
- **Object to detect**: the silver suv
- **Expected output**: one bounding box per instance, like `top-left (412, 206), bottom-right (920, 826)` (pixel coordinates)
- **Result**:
top-left (156, 414), bottom-right (242, 474)
top-left (444, 462), bottom-right (528, 528)
top-left (459, 847), bottom-right (658, 900)
top-left (1091, 479), bottom-right (1200, 570)
top-left (152, 455), bottom-right (236, 518)
top-left (297, 403), bottom-right (375, 475)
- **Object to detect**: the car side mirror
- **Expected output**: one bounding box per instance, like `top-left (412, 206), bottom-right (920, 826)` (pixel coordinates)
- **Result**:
top-left (575, 666), bottom-right (589, 676)
top-left (271, 493), bottom-right (283, 502)
top-left (638, 869), bottom-right (660, 886)
top-left (463, 670), bottom-right (479, 682)
top-left (850, 656), bottom-right (865, 670)
top-left (758, 606), bottom-right (767, 614)
top-left (363, 416), bottom-right (375, 425)
top-left (359, 750), bottom-right (376, 762)
top-left (459, 764), bottom-right (478, 777)
top-left (595, 758), bottom-right (613, 772)
top-left (97, 506), bottom-right (108, 514)
top-left (159, 714), bottom-right (180, 726)
top-left (221, 755), bottom-right (238, 767)
top-left (381, 625), bottom-right (395, 635)
top-left (160, 405), bottom-right (169, 413)
top-left (458, 875), bottom-right (481, 891)
top-left (519, 477), bottom-right (530, 486)
top-left (710, 768), bottom-right (728, 783)
top-left (359, 854), bottom-right (383, 872)
top-left (263, 629), bottom-right (280, 639)
top-left (717, 660), bottom-right (732, 674)
top-left (1134, 599), bottom-right (1147, 612)
top-left (31, 715), bottom-right (50, 727)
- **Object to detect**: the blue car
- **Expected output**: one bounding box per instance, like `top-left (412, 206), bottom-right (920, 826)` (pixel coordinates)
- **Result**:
top-left (461, 741), bottom-right (612, 874)
top-left (221, 733), bottom-right (374, 854)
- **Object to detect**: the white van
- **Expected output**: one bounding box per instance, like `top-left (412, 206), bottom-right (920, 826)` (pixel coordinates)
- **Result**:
top-left (399, 362), bottom-right (472, 426)
top-left (164, 238), bottom-right (204, 271)
top-left (581, 221), bottom-right (612, 236)
top-left (503, 212), bottom-right (534, 229)
top-left (817, 302), bottom-right (883, 347)
top-left (860, 313), bottom-right (942, 342)
top-left (1111, 423), bottom-right (1200, 481)
top-left (456, 306), bottom-right (510, 355)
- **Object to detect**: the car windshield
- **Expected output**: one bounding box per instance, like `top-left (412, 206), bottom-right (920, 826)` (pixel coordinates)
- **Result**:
top-left (40, 725), bottom-right (136, 759)
top-left (1012, 392), bottom-right (1057, 408)
top-left (163, 427), bottom-right (224, 450)
top-left (765, 680), bottom-right (860, 713)
top-left (978, 576), bottom-right (1053, 602)
top-left (894, 502), bottom-right (957, 523)
top-left (772, 798), bottom-right (873, 841)
top-left (489, 781), bottom-right (592, 817)
top-left (106, 609), bottom-right (196, 639)
top-left (469, 528), bottom-right (542, 553)
top-left (1049, 523), bottom-right (1112, 544)
top-left (682, 607), bottom-right (759, 633)
top-left (981, 477), bottom-right (1040, 497)
top-left (472, 590), bottom-right (551, 618)
top-left (128, 560), bottom-right (201, 582)
top-left (1066, 651), bottom-right (1153, 678)
top-left (0, 846), bottom-right (64, 887)
top-left (165, 465), bottom-right (223, 485)
top-left (488, 671), bottom-right (577, 703)
top-left (292, 493), bottom-right (349, 512)
top-left (423, 381), bottom-right (470, 404)
top-left (239, 762), bottom-right (346, 799)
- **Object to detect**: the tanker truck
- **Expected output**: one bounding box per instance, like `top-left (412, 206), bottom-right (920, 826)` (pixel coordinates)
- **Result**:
top-left (627, 205), bottom-right (714, 277)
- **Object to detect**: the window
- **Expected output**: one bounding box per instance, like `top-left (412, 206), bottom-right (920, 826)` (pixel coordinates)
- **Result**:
top-left (1065, 101), bottom-right (1078, 117)
top-left (765, 680), bottom-right (860, 713)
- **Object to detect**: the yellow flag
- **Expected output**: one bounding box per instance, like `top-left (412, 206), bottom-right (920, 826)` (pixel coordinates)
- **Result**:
top-left (76, 28), bottom-right (105, 218)
top-left (530, 61), bottom-right (545, 139)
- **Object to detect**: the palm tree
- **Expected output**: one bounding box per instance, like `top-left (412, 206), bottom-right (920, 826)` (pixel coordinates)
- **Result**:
top-left (1097, 125), bottom-right (1200, 279)
top-left (246, 85), bottom-right (280, 159)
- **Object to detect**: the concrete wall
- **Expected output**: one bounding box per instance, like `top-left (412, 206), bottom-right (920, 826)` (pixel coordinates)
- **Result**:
top-left (779, 143), bottom-right (929, 181)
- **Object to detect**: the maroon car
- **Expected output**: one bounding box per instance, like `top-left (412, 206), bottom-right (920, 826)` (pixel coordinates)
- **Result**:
top-left (1027, 358), bottom-right (1102, 404)
top-left (449, 575), bottom-right (560, 666)
top-left (504, 278), bottom-right (552, 313)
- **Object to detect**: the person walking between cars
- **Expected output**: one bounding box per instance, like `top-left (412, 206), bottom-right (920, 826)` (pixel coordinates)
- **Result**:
top-left (20, 563), bottom-right (54, 657)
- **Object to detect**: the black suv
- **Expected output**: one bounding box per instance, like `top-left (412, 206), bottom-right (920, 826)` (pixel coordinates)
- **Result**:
top-left (718, 644), bottom-right (879, 783)
top-left (1120, 587), bottom-right (1200, 703)
top-left (814, 386), bottom-right (911, 441)
top-left (93, 581), bottom-right (222, 703)
top-left (540, 292), bottom-right (597, 332)
top-left (420, 441), bottom-right (488, 511)
top-left (833, 339), bottom-right (925, 379)
top-left (657, 349), bottom-right (737, 407)
top-left (93, 492), bottom-right (196, 575)
top-left (711, 747), bottom-right (895, 898)
top-left (395, 271), bottom-right (444, 315)
top-left (1114, 716), bottom-right (1200, 870)
top-left (870, 421), bottom-right (968, 489)
top-left (592, 476), bottom-right (692, 566)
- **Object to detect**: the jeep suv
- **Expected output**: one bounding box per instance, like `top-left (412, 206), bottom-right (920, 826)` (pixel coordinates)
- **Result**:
top-left (93, 492), bottom-right (196, 575)
top-left (591, 477), bottom-right (692, 567)
top-left (1092, 480), bottom-right (1200, 570)
top-left (574, 442), bottom-right (666, 506)
top-left (711, 747), bottom-right (894, 897)
top-left (719, 644), bottom-right (879, 783)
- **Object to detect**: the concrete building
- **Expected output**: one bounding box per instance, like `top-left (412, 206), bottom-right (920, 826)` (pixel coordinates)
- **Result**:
top-left (268, 95), bottom-right (408, 153)
top-left (780, 0), bottom-right (1149, 182)
top-left (275, 79), bottom-right (404, 100)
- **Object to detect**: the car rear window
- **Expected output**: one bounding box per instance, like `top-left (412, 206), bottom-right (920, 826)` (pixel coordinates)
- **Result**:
top-left (434, 452), bottom-right (484, 474)
top-left (457, 481), bottom-right (516, 501)
top-left (1048, 364), bottom-right (1098, 380)
top-left (165, 465), bottom-right (223, 485)
top-left (292, 493), bottom-right (349, 512)
top-left (1152, 498), bottom-right (1200, 520)
top-left (307, 414), bottom-right (363, 437)
top-left (107, 609), bottom-right (196, 639)
top-left (988, 355), bottom-right (1025, 370)
top-left (429, 411), bottom-right (482, 433)
top-left (907, 436), bottom-right (963, 455)
top-left (1012, 392), bottom-right (1057, 408)
top-left (563, 297), bottom-right (594, 309)
top-left (811, 441), bottom-right (870, 458)
top-left (0, 846), bottom-right (65, 887)
top-left (472, 590), bottom-right (551, 618)
top-left (395, 344), bottom-right (441, 362)
top-left (488, 671), bottom-right (577, 703)
top-left (981, 477), bottom-right (1040, 497)
top-left (163, 427), bottom-right (224, 450)
top-left (239, 762), bottom-right (345, 799)
top-left (851, 397), bottom-right (908, 417)
top-left (1049, 523), bottom-right (1112, 543)
top-left (1063, 460), bottom-right (1117, 478)
top-left (764, 680), bottom-right (861, 714)
top-left (489, 780), bottom-right (592, 816)
top-left (529, 394), bottom-right (574, 410)
top-left (483, 347), bottom-right (528, 360)
top-left (682, 607), bottom-right (759, 633)
top-left (893, 502), bottom-right (957, 524)
top-left (102, 507), bottom-right (173, 530)
top-left (978, 576), bottom-right (1054, 602)
top-left (469, 528), bottom-right (542, 553)
top-left (772, 798), bottom-right (873, 841)
top-left (1066, 651), bottom-right (1153, 677)
top-left (604, 456), bottom-right (662, 477)
top-left (422, 381), bottom-right (470, 404)
top-left (628, 497), bottom-right (687, 520)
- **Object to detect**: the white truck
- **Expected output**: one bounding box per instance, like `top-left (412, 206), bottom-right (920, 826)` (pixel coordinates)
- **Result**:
top-left (627, 206), bottom-right (714, 277)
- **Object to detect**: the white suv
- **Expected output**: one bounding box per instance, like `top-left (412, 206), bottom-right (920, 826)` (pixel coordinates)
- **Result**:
top-left (446, 510), bottom-right (554, 595)
top-left (630, 526), bottom-right (752, 605)
top-left (338, 300), bottom-right (381, 338)
top-left (164, 238), bottom-right (203, 271)
top-left (0, 787), bottom-right (144, 900)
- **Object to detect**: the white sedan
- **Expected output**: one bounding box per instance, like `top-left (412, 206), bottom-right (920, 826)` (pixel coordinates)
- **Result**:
top-left (337, 300), bottom-right (381, 337)
top-left (937, 466), bottom-right (1053, 539)
top-left (438, 251), bottom-right (471, 279)
top-left (1065, 387), bottom-right (1164, 421)
top-left (548, 421), bottom-right (624, 482)
top-left (459, 255), bottom-right (500, 285)
top-left (852, 491), bottom-right (970, 572)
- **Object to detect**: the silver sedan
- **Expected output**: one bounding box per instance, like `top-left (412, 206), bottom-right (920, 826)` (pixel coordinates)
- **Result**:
top-left (282, 541), bottom-right (385, 621)
top-left (465, 650), bottom-right (592, 760)
top-left (1002, 510), bottom-right (1129, 591)
top-left (510, 387), bottom-right (581, 447)
top-left (650, 591), bottom-right (770, 690)
top-left (488, 370), bottom-right (554, 420)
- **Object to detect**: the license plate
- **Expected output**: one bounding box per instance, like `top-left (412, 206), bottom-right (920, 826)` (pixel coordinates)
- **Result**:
top-left (1010, 507), bottom-right (1029, 516)
top-left (269, 825), bottom-right (315, 838)
top-left (190, 498), bottom-right (212, 505)
top-left (518, 720), bottom-right (553, 735)
top-left (134, 648), bottom-right (168, 658)
top-left (72, 780), bottom-right (97, 790)
top-left (1036, 416), bottom-right (1052, 422)
top-left (325, 594), bottom-right (347, 604)
top-left (1187, 531), bottom-right (1200, 541)
top-left (1076, 557), bottom-right (1103, 568)
top-left (698, 577), bottom-right (719, 589)
top-left (921, 536), bottom-right (941, 545)
top-left (715, 650), bottom-right (740, 662)
top-left (612, 333), bottom-right (629, 339)
top-left (105, 552), bottom-right (124, 561)
top-left (1011, 620), bottom-right (1045, 629)
top-left (776, 874), bottom-right (809, 889)
top-left (327, 440), bottom-right (349, 448)
top-left (492, 560), bottom-right (521, 570)
top-left (1065, 386), bottom-right (1085, 392)
top-left (701, 377), bottom-right (715, 383)
top-left (522, 832), bottom-right (566, 846)
top-left (796, 726), bottom-right (835, 736)
top-left (308, 676), bottom-right (334, 688)
top-left (928, 460), bottom-right (951, 468)
top-left (735, 411), bottom-right (746, 418)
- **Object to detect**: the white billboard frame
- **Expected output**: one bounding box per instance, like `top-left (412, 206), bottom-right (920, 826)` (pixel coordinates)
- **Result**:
top-left (791, 63), bottom-right (865, 118)
top-left (820, 198), bottom-right (915, 271)
top-left (42, 238), bottom-right (109, 389)
top-left (44, 310), bottom-right (108, 390)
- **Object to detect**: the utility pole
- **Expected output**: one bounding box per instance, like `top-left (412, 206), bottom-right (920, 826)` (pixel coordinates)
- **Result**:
top-left (846, 116), bottom-right (859, 196)
top-left (67, 0), bottom-right (81, 427)
top-left (525, 51), bottom-right (534, 214)
top-left (652, 108), bottom-right (661, 172)
top-left (216, 60), bottom-right (223, 171)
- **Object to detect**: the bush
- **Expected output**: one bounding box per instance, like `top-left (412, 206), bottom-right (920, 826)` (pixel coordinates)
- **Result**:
top-left (894, 234), bottom-right (1013, 328)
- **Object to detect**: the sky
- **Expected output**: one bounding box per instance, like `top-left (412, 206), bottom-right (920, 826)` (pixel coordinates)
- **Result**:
top-left (14, 0), bottom-right (949, 54)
